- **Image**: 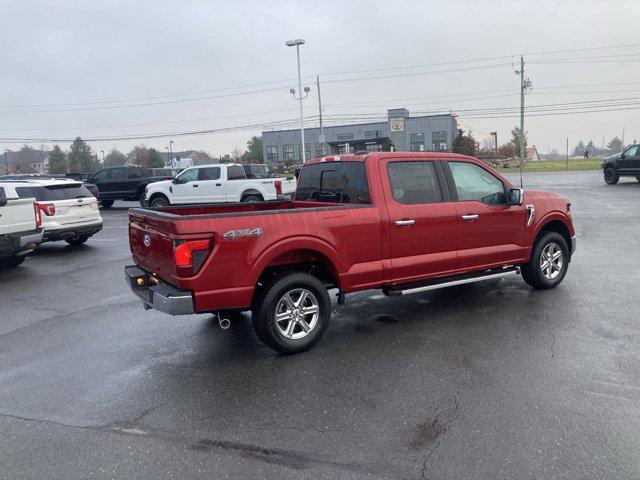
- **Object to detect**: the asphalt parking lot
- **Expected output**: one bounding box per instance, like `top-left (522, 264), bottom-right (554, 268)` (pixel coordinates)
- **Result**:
top-left (1, 171), bottom-right (639, 479)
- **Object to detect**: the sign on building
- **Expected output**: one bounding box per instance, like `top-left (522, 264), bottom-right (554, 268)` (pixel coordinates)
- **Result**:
top-left (389, 117), bottom-right (404, 132)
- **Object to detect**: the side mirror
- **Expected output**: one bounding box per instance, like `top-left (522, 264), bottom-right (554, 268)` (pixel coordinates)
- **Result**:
top-left (172, 178), bottom-right (179, 184)
top-left (508, 188), bottom-right (523, 206)
top-left (620, 154), bottom-right (626, 159)
top-left (0, 198), bottom-right (7, 207)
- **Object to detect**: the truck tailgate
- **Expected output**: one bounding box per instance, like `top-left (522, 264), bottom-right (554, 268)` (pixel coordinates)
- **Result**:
top-left (0, 198), bottom-right (36, 235)
top-left (129, 211), bottom-right (178, 281)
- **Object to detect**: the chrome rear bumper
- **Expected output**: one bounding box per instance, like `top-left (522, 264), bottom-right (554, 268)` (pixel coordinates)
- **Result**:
top-left (124, 265), bottom-right (194, 315)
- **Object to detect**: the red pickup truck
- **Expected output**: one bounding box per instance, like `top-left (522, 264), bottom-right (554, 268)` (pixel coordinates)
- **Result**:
top-left (125, 152), bottom-right (575, 353)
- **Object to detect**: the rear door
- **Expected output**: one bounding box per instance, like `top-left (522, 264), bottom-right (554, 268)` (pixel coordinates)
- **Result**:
top-left (380, 159), bottom-right (458, 284)
top-left (445, 160), bottom-right (527, 272)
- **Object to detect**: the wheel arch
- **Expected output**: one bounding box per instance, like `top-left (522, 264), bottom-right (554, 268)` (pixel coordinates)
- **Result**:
top-left (249, 237), bottom-right (344, 305)
top-left (532, 216), bottom-right (572, 256)
top-left (240, 189), bottom-right (264, 201)
top-left (148, 191), bottom-right (170, 203)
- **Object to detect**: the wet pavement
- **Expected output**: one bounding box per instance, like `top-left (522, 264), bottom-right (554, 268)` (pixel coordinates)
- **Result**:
top-left (1, 171), bottom-right (639, 479)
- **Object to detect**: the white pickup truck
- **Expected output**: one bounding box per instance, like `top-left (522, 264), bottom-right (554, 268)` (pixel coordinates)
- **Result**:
top-left (0, 183), bottom-right (44, 267)
top-left (143, 163), bottom-right (294, 207)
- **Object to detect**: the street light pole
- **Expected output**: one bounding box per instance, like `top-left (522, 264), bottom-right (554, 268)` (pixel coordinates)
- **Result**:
top-left (4, 149), bottom-right (9, 173)
top-left (101, 150), bottom-right (105, 163)
top-left (286, 38), bottom-right (307, 163)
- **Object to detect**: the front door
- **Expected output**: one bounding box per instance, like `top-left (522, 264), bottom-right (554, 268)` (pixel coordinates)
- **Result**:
top-left (445, 161), bottom-right (528, 272)
top-left (618, 145), bottom-right (640, 175)
top-left (381, 159), bottom-right (458, 284)
top-left (171, 167), bottom-right (200, 203)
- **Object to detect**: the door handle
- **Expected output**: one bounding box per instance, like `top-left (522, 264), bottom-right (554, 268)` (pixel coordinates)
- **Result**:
top-left (461, 214), bottom-right (479, 221)
top-left (395, 219), bottom-right (415, 226)
top-left (192, 184), bottom-right (199, 188)
top-left (216, 183), bottom-right (221, 186)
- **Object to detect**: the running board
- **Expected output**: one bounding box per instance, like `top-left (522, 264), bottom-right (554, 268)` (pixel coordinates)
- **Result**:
top-left (383, 266), bottom-right (520, 297)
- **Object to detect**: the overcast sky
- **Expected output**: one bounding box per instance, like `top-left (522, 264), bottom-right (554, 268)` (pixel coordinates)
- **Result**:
top-left (1, 0), bottom-right (640, 158)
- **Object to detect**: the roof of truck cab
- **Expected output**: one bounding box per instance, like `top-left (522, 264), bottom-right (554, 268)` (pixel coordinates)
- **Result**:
top-left (303, 151), bottom-right (479, 165)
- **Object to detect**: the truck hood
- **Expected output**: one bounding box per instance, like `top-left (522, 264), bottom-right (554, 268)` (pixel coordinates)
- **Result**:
top-left (524, 189), bottom-right (560, 201)
top-left (149, 179), bottom-right (172, 188)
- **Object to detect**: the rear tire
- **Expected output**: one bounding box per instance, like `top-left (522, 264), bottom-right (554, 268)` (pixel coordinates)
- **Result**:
top-left (521, 232), bottom-right (569, 289)
top-left (149, 195), bottom-right (169, 208)
top-left (252, 272), bottom-right (331, 354)
top-left (65, 235), bottom-right (90, 246)
top-left (604, 167), bottom-right (619, 185)
top-left (100, 200), bottom-right (114, 208)
top-left (242, 194), bottom-right (263, 203)
top-left (0, 255), bottom-right (25, 268)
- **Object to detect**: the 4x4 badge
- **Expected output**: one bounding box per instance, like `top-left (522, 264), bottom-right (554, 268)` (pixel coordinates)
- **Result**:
top-left (223, 228), bottom-right (262, 240)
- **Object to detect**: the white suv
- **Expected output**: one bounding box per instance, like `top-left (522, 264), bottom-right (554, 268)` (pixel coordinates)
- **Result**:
top-left (2, 179), bottom-right (103, 245)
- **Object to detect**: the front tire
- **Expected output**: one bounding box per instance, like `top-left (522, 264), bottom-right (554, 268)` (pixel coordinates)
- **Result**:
top-left (521, 232), bottom-right (569, 289)
top-left (149, 195), bottom-right (169, 208)
top-left (65, 235), bottom-right (90, 246)
top-left (0, 255), bottom-right (25, 268)
top-left (604, 167), bottom-right (619, 185)
top-left (252, 272), bottom-right (331, 354)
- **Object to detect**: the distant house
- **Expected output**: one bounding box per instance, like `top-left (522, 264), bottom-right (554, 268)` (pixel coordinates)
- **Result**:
top-left (526, 145), bottom-right (540, 161)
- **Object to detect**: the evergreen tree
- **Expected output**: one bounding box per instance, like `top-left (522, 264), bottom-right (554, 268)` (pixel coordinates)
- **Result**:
top-left (573, 140), bottom-right (586, 157)
top-left (607, 137), bottom-right (623, 153)
top-left (452, 129), bottom-right (479, 156)
top-left (104, 148), bottom-right (127, 167)
top-left (510, 127), bottom-right (528, 158)
top-left (68, 137), bottom-right (99, 173)
top-left (47, 145), bottom-right (68, 174)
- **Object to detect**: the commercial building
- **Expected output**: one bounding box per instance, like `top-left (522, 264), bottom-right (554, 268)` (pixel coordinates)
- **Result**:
top-left (261, 108), bottom-right (458, 163)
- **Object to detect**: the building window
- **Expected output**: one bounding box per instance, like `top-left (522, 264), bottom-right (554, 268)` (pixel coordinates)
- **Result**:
top-left (298, 143), bottom-right (311, 161)
top-left (365, 130), bottom-right (382, 139)
top-left (410, 133), bottom-right (425, 152)
top-left (336, 133), bottom-right (354, 141)
top-left (432, 131), bottom-right (448, 151)
top-left (266, 146), bottom-right (278, 162)
top-left (283, 144), bottom-right (294, 162)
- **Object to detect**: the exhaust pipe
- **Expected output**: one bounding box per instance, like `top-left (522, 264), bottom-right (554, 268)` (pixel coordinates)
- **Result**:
top-left (218, 314), bottom-right (231, 330)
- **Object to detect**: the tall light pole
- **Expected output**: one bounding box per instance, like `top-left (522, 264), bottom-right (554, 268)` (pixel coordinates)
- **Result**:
top-left (286, 38), bottom-right (308, 163)
top-left (100, 150), bottom-right (105, 163)
top-left (4, 149), bottom-right (9, 173)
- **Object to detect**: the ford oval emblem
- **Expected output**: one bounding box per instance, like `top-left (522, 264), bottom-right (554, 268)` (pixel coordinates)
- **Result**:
top-left (143, 234), bottom-right (151, 247)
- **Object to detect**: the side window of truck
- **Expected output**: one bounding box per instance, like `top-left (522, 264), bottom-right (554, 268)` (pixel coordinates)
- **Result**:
top-left (175, 168), bottom-right (198, 183)
top-left (448, 162), bottom-right (506, 205)
top-left (227, 165), bottom-right (247, 180)
top-left (387, 161), bottom-right (443, 204)
top-left (296, 162), bottom-right (370, 204)
top-left (198, 167), bottom-right (221, 181)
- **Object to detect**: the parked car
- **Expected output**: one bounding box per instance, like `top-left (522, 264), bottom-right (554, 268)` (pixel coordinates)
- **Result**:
top-left (1, 173), bottom-right (99, 200)
top-left (602, 144), bottom-right (640, 184)
top-left (1, 179), bottom-right (102, 245)
top-left (243, 164), bottom-right (296, 197)
top-left (125, 152), bottom-right (576, 354)
top-left (0, 183), bottom-right (44, 267)
top-left (86, 166), bottom-right (166, 208)
top-left (143, 163), bottom-right (289, 207)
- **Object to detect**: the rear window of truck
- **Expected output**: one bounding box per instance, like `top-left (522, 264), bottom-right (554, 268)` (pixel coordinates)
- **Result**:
top-left (16, 184), bottom-right (93, 201)
top-left (295, 162), bottom-right (370, 204)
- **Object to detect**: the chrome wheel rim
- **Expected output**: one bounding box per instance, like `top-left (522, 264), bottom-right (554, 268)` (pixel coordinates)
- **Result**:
top-left (274, 288), bottom-right (320, 340)
top-left (540, 242), bottom-right (563, 280)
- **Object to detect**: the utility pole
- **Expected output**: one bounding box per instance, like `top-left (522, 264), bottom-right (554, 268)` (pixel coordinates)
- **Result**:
top-left (317, 75), bottom-right (325, 156)
top-left (621, 127), bottom-right (625, 152)
top-left (517, 55), bottom-right (527, 187)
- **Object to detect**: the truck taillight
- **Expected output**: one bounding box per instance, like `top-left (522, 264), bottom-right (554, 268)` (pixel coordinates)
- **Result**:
top-left (38, 203), bottom-right (55, 216)
top-left (174, 239), bottom-right (211, 273)
top-left (274, 180), bottom-right (282, 195)
top-left (34, 202), bottom-right (42, 227)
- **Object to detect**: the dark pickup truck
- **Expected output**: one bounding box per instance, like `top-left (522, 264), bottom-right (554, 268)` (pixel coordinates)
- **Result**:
top-left (125, 152), bottom-right (576, 354)
top-left (87, 166), bottom-right (169, 208)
